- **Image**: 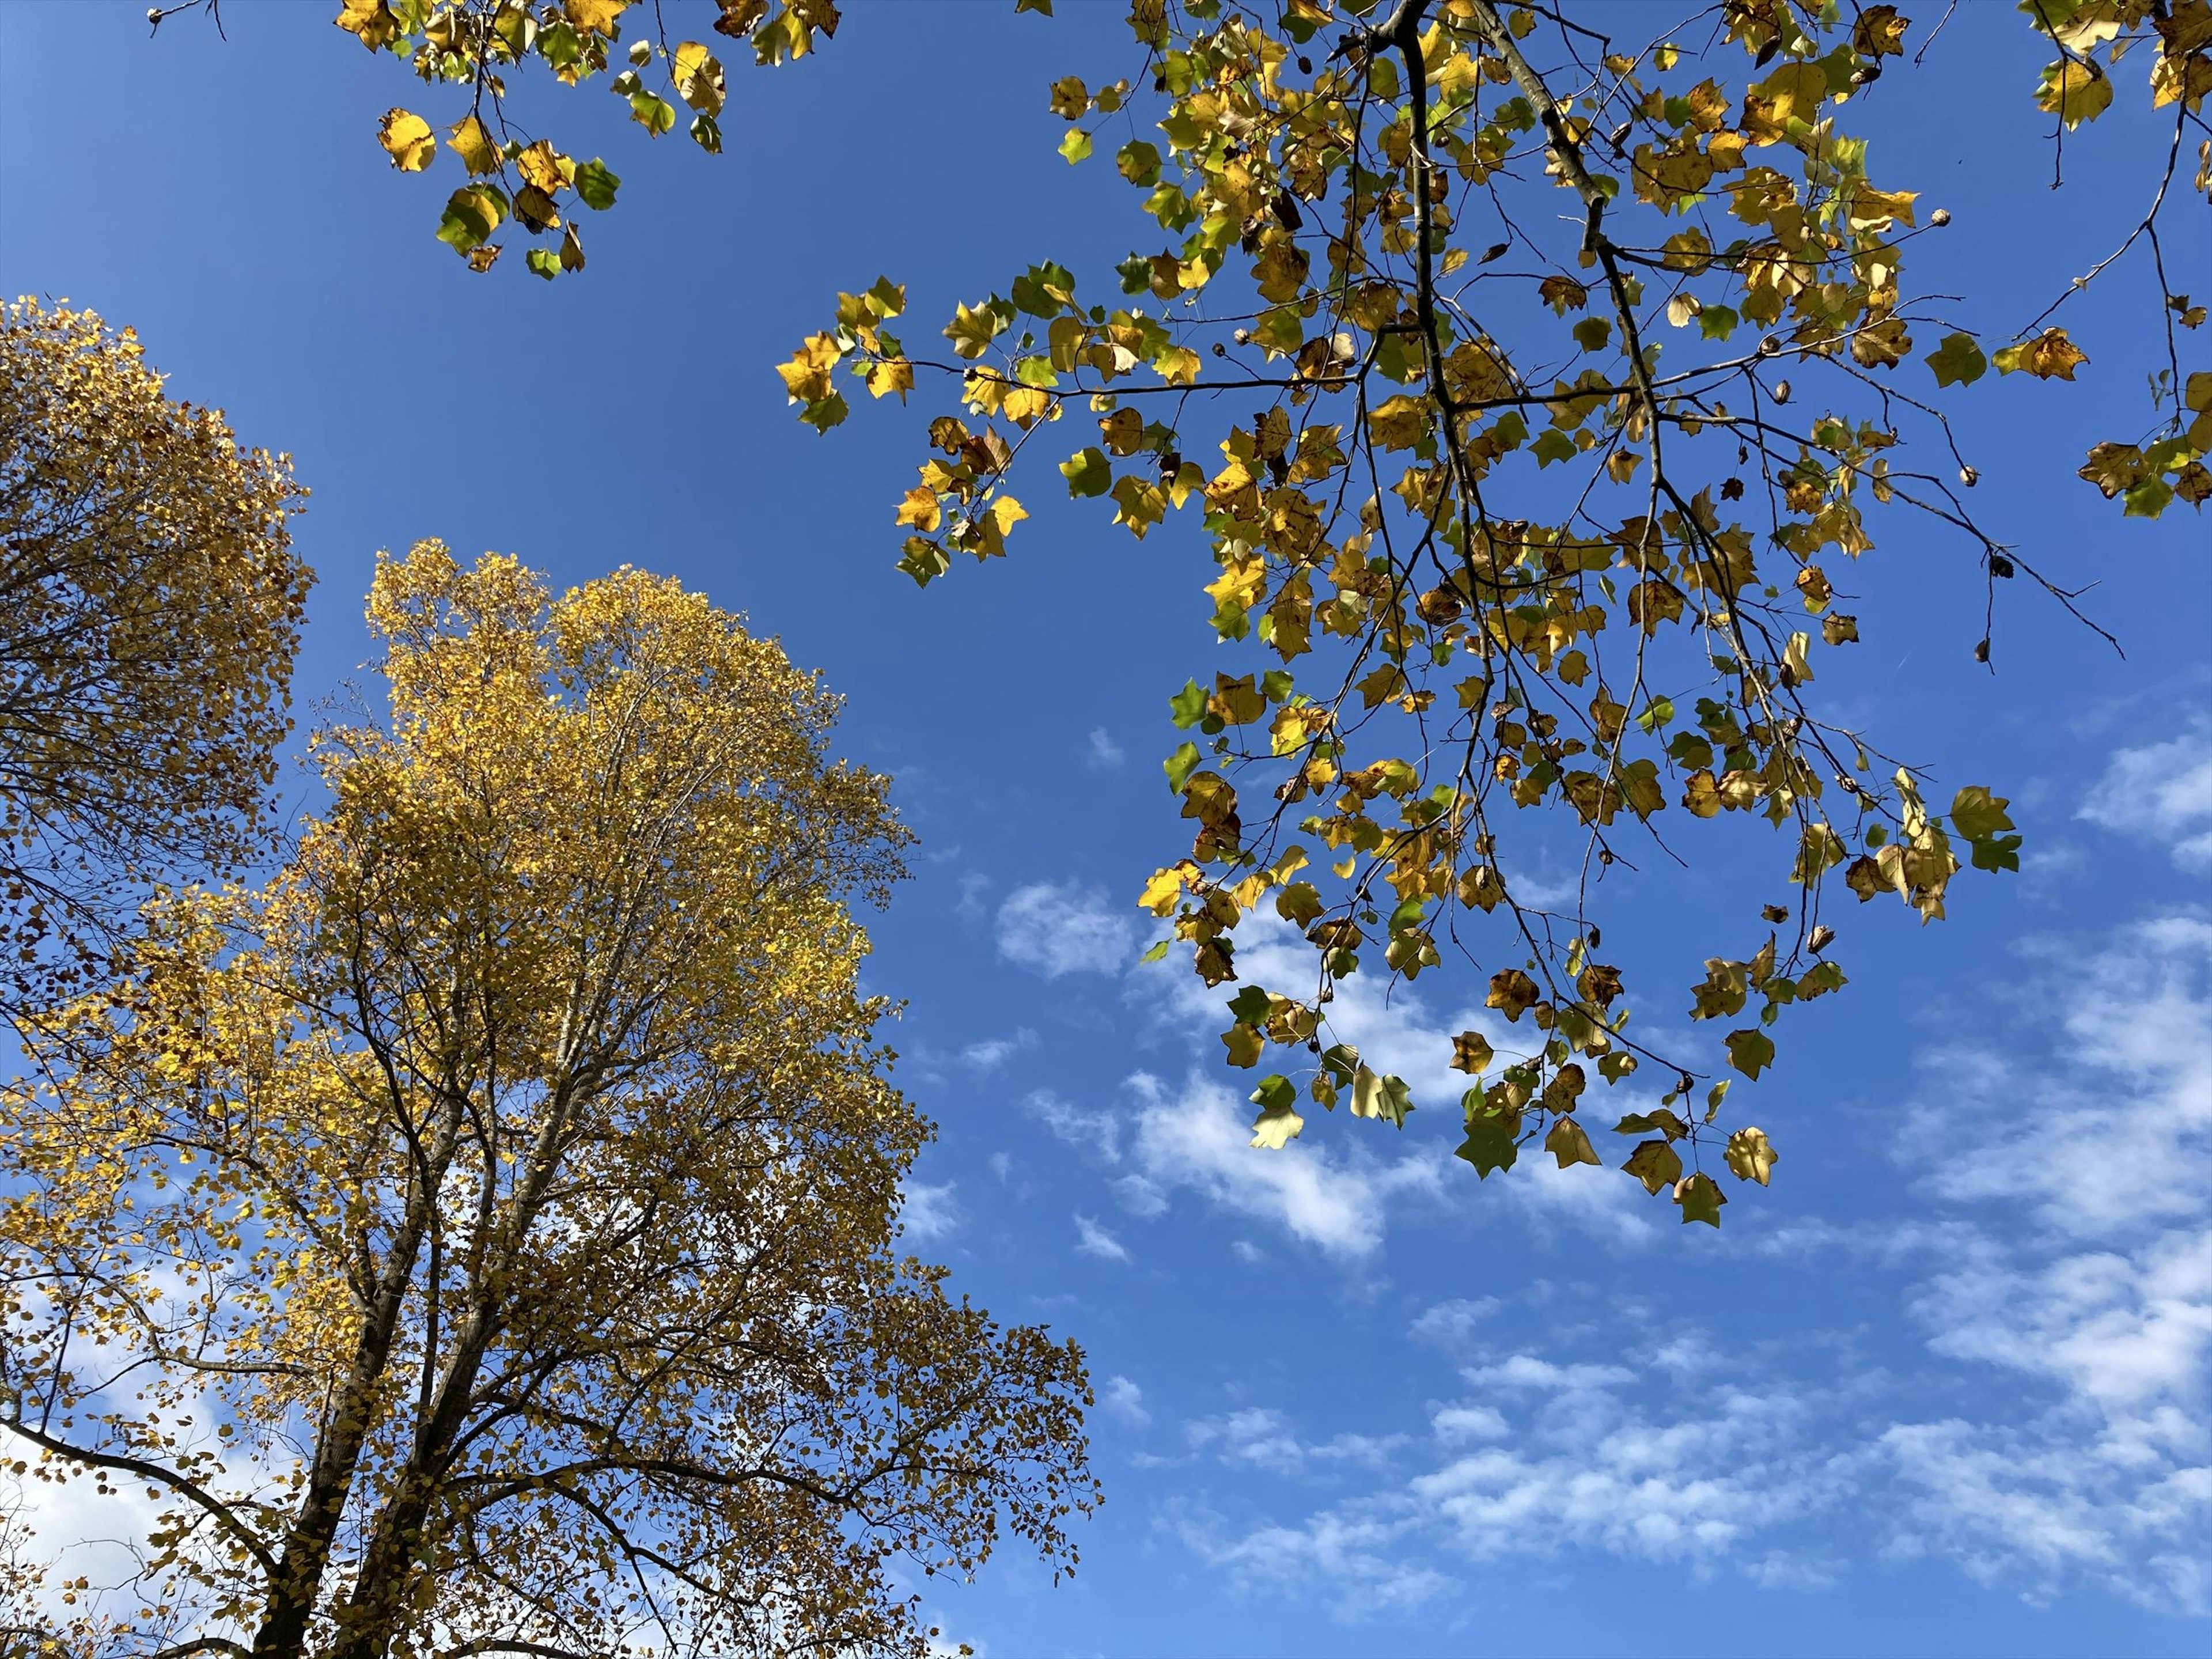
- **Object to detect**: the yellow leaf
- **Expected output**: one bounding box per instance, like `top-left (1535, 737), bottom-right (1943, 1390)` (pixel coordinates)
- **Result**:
top-left (1545, 1116), bottom-right (1601, 1169)
top-left (1725, 1126), bottom-right (1778, 1185)
top-left (565, 0), bottom-right (632, 35)
top-left (2036, 58), bottom-right (2113, 127)
top-left (516, 139), bottom-right (565, 195)
top-left (449, 114), bottom-right (501, 176)
top-left (376, 108), bottom-right (435, 172)
top-left (1993, 327), bottom-right (2089, 381)
top-left (672, 41), bottom-right (727, 115)
top-left (1139, 862), bottom-right (1197, 915)
top-left (893, 488), bottom-right (941, 533)
top-left (334, 0), bottom-right (399, 50)
top-left (865, 358), bottom-right (914, 401)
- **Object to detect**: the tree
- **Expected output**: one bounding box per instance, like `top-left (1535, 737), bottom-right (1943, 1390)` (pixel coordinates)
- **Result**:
top-left (0, 298), bottom-right (312, 1044)
top-left (0, 544), bottom-right (1095, 1656)
top-left (245, 0), bottom-right (2209, 1224)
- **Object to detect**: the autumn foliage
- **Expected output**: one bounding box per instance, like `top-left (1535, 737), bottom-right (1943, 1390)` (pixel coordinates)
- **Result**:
top-left (0, 299), bottom-right (310, 1041)
top-left (1, 547), bottom-right (1093, 1655)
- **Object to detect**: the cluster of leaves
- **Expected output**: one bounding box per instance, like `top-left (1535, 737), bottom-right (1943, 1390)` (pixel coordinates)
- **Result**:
top-left (0, 299), bottom-right (311, 1047)
top-left (1, 547), bottom-right (1094, 1654)
top-left (211, 0), bottom-right (2205, 1231)
top-left (332, 0), bottom-right (842, 276)
top-left (772, 0), bottom-right (2199, 1226)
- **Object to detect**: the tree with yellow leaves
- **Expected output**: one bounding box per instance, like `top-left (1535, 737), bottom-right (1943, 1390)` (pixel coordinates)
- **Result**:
top-left (0, 298), bottom-right (311, 1044)
top-left (0, 545), bottom-right (1094, 1656)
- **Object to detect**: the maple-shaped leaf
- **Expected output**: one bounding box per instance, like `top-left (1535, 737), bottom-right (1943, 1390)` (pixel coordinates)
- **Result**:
top-left (1724, 1126), bottom-right (1778, 1185)
top-left (1486, 968), bottom-right (1539, 1022)
top-left (1994, 328), bottom-right (2089, 380)
top-left (1725, 1028), bottom-right (1776, 1080)
top-left (1623, 1138), bottom-right (1683, 1196)
top-left (1925, 333), bottom-right (1987, 388)
top-left (1675, 1171), bottom-right (1728, 1227)
top-left (1544, 1116), bottom-right (1601, 1169)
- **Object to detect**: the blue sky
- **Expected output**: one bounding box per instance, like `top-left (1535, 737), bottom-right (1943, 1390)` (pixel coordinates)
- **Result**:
top-left (3, 2), bottom-right (2209, 1654)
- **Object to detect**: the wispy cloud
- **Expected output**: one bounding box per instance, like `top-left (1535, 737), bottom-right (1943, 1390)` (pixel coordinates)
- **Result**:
top-left (996, 881), bottom-right (1139, 979)
top-left (1116, 1071), bottom-right (1441, 1260)
top-left (1074, 1213), bottom-right (1132, 1263)
top-left (1119, 899), bottom-right (2212, 1618)
top-left (1102, 1374), bottom-right (1151, 1426)
top-left (1024, 1087), bottom-right (1122, 1164)
top-left (1085, 726), bottom-right (1126, 770)
top-left (2078, 719), bottom-right (2212, 870)
top-left (901, 1179), bottom-right (961, 1241)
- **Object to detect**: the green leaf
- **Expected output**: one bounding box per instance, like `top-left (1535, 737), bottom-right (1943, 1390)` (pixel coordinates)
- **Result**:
top-left (629, 91), bottom-right (677, 136)
top-left (1969, 833), bottom-right (2022, 873)
top-left (1137, 938), bottom-right (1170, 964)
top-left (1675, 1170), bottom-right (1727, 1226)
top-left (1059, 128), bottom-right (1093, 165)
top-left (1168, 679), bottom-right (1207, 729)
top-left (1350, 1066), bottom-right (1414, 1128)
top-left (435, 185), bottom-right (507, 252)
top-left (2123, 475), bottom-right (2175, 518)
top-left (574, 158), bottom-right (621, 210)
top-left (1949, 786), bottom-right (2014, 842)
top-left (690, 112), bottom-right (723, 153)
top-left (1117, 140), bottom-right (1161, 185)
top-left (1725, 1028), bottom-right (1776, 1080)
top-left (1060, 446), bottom-right (1113, 498)
top-left (1531, 430), bottom-right (1577, 468)
top-left (525, 248), bottom-right (560, 281)
top-left (1925, 332), bottom-right (1987, 388)
top-left (1456, 1112), bottom-right (1519, 1178)
top-left (1164, 741), bottom-right (1201, 793)
top-left (1249, 1073), bottom-right (1298, 1114)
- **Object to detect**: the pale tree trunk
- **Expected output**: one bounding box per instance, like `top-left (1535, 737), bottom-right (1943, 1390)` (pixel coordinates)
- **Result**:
top-left (249, 1087), bottom-right (467, 1659)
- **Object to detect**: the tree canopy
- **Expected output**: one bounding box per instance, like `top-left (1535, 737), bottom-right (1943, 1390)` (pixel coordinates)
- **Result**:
top-left (266, 0), bottom-right (2211, 1225)
top-left (0, 545), bottom-right (1094, 1656)
top-left (0, 298), bottom-right (311, 1044)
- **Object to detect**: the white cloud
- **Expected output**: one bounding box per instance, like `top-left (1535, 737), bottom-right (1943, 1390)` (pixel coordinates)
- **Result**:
top-left (1102, 1374), bottom-right (1151, 1427)
top-left (1114, 902), bottom-right (2212, 1619)
top-left (1024, 1087), bottom-right (1120, 1163)
top-left (1123, 1071), bottom-right (1440, 1260)
top-left (953, 871), bottom-right (992, 922)
top-left (1185, 1407), bottom-right (1406, 1475)
top-left (2077, 720), bottom-right (2212, 869)
top-left (1166, 1501), bottom-right (1456, 1621)
top-left (1165, 1362), bottom-right (1838, 1620)
top-left (1430, 1403), bottom-right (1510, 1443)
top-left (959, 1027), bottom-right (1035, 1072)
top-left (1074, 1213), bottom-right (1131, 1263)
top-left (1086, 726), bottom-right (1126, 770)
top-left (1408, 1297), bottom-right (1501, 1350)
top-left (1906, 915), bottom-right (2212, 1238)
top-left (995, 881), bottom-right (1139, 979)
top-left (902, 1179), bottom-right (961, 1241)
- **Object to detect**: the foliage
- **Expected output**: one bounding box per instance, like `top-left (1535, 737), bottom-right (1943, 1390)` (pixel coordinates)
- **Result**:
top-left (0, 546), bottom-right (1094, 1656)
top-left (0, 298), bottom-right (311, 1045)
top-left (195, 0), bottom-right (2208, 1228)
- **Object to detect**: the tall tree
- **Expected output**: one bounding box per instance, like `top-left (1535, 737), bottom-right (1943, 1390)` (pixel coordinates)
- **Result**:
top-left (0, 298), bottom-right (311, 1043)
top-left (0, 546), bottom-right (1094, 1656)
top-left (256, 0), bottom-right (2207, 1219)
